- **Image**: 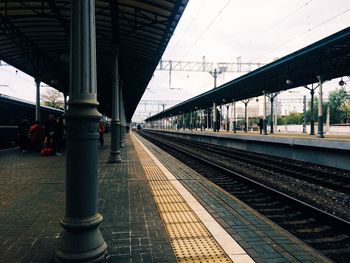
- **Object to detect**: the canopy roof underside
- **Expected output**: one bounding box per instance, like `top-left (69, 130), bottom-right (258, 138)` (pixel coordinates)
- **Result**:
top-left (0, 0), bottom-right (188, 121)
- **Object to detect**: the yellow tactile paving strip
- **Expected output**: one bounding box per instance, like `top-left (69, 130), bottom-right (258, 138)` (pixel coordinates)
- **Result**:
top-left (131, 135), bottom-right (233, 263)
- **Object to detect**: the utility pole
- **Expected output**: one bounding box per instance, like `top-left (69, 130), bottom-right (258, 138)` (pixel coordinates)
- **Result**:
top-left (161, 103), bottom-right (166, 111)
top-left (209, 69), bottom-right (222, 132)
top-left (209, 68), bottom-right (222, 89)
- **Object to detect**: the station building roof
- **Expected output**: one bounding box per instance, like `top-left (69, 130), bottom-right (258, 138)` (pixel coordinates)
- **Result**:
top-left (0, 0), bottom-right (188, 121)
top-left (146, 26), bottom-right (350, 122)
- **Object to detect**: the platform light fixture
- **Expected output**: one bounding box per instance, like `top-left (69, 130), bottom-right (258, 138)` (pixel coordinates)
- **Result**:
top-left (286, 79), bottom-right (293, 85)
top-left (339, 78), bottom-right (346, 87)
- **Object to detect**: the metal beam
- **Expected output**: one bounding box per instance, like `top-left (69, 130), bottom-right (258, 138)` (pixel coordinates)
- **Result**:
top-left (47, 0), bottom-right (70, 34)
top-left (0, 13), bottom-right (64, 80)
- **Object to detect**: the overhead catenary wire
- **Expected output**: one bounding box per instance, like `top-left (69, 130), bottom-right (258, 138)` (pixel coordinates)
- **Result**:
top-left (255, 7), bottom-right (350, 60)
top-left (170, 0), bottom-right (208, 55)
top-left (179, 0), bottom-right (231, 61)
top-left (243, 0), bottom-right (313, 47)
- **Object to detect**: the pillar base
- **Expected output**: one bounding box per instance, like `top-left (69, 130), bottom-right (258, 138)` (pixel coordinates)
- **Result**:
top-left (55, 214), bottom-right (107, 263)
top-left (108, 151), bottom-right (122, 163)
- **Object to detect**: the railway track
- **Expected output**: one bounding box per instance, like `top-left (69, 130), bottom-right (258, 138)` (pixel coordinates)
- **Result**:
top-left (148, 130), bottom-right (350, 194)
top-left (139, 130), bottom-right (350, 263)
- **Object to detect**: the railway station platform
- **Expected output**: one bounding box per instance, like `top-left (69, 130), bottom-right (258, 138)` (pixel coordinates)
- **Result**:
top-left (0, 133), bottom-right (329, 262)
top-left (147, 129), bottom-right (350, 170)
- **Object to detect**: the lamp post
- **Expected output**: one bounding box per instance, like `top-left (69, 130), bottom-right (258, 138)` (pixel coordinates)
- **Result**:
top-left (209, 69), bottom-right (222, 132)
top-left (317, 75), bottom-right (324, 138)
top-left (209, 68), bottom-right (222, 89)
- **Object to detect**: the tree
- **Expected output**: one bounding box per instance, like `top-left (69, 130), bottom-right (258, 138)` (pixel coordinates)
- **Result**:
top-left (41, 88), bottom-right (64, 109)
top-left (277, 112), bottom-right (303, 125)
top-left (328, 88), bottom-right (348, 124)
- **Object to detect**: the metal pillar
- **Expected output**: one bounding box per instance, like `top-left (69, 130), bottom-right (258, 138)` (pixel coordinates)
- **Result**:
top-left (55, 0), bottom-right (107, 261)
top-left (310, 89), bottom-right (315, 135)
top-left (190, 111), bottom-right (193, 130)
top-left (232, 101), bottom-right (236, 133)
top-left (219, 105), bottom-right (222, 131)
top-left (206, 108), bottom-right (209, 129)
top-left (226, 105), bottom-right (229, 131)
top-left (120, 97), bottom-right (126, 147)
top-left (326, 102), bottom-right (330, 134)
top-left (35, 79), bottom-right (41, 121)
top-left (182, 113), bottom-right (186, 130)
top-left (269, 96), bottom-right (274, 133)
top-left (243, 100), bottom-right (249, 132)
top-left (263, 92), bottom-right (267, 135)
top-left (201, 110), bottom-right (204, 131)
top-left (317, 76), bottom-right (324, 138)
top-left (303, 95), bottom-right (307, 133)
top-left (213, 102), bottom-right (217, 132)
top-left (304, 84), bottom-right (318, 136)
top-left (109, 48), bottom-right (121, 163)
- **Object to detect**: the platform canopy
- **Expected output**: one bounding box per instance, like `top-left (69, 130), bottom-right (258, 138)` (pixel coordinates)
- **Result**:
top-left (146, 27), bottom-right (350, 122)
top-left (0, 0), bottom-right (188, 121)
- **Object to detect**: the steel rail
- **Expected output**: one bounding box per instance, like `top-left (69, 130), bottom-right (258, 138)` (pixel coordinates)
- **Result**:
top-left (140, 131), bottom-right (350, 236)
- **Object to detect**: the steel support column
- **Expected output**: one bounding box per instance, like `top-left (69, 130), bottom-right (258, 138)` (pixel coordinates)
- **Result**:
top-left (304, 84), bottom-right (318, 136)
top-left (190, 111), bottom-right (193, 130)
top-left (182, 113), bottom-right (185, 130)
top-left (232, 101), bottom-right (236, 133)
top-left (226, 104), bottom-right (229, 131)
top-left (35, 79), bottom-right (41, 122)
top-left (213, 102), bottom-right (217, 132)
top-left (243, 100), bottom-right (249, 132)
top-left (263, 92), bottom-right (267, 135)
top-left (55, 0), bottom-right (107, 262)
top-left (269, 96), bottom-right (274, 133)
top-left (120, 95), bottom-right (126, 147)
top-left (317, 76), bottom-right (324, 138)
top-left (303, 95), bottom-right (307, 133)
top-left (109, 48), bottom-right (121, 163)
top-left (206, 108), bottom-right (209, 129)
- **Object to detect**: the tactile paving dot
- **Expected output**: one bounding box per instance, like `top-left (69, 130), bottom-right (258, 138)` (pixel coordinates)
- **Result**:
top-left (166, 222), bottom-right (210, 239)
top-left (133, 136), bottom-right (233, 262)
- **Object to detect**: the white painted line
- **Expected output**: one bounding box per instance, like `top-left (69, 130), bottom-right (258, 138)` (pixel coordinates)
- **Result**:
top-left (133, 134), bottom-right (255, 263)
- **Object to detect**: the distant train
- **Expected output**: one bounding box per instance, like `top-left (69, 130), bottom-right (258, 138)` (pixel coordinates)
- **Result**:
top-left (0, 94), bottom-right (64, 148)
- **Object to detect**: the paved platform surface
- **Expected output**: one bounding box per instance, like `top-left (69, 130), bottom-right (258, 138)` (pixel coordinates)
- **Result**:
top-left (0, 133), bottom-right (330, 262)
top-left (152, 128), bottom-right (350, 144)
top-left (0, 136), bottom-right (175, 263)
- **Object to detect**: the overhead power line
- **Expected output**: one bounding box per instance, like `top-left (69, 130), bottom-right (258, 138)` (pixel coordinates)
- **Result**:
top-left (243, 0), bottom-right (313, 46)
top-left (256, 7), bottom-right (350, 60)
top-left (170, 0), bottom-right (208, 55)
top-left (179, 0), bottom-right (231, 61)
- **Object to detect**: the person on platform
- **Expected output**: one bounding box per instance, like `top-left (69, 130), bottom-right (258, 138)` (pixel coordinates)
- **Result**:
top-left (44, 114), bottom-right (57, 150)
top-left (98, 121), bottom-right (105, 146)
top-left (29, 120), bottom-right (45, 151)
top-left (17, 119), bottom-right (30, 152)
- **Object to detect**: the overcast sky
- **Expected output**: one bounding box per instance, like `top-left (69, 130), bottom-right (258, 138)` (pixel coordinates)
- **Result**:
top-left (1, 0), bottom-right (349, 120)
